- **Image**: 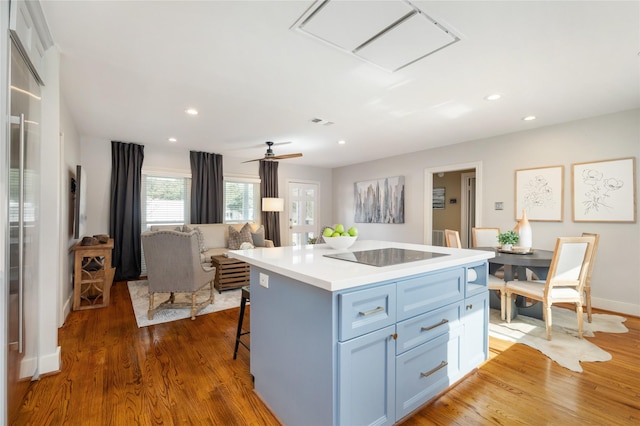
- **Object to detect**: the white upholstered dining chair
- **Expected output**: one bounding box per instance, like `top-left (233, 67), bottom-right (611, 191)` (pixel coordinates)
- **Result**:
top-left (444, 229), bottom-right (461, 248)
top-left (505, 236), bottom-right (595, 340)
top-left (581, 232), bottom-right (600, 323)
top-left (471, 227), bottom-right (501, 248)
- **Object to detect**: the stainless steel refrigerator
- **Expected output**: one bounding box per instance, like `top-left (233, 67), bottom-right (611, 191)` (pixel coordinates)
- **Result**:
top-left (7, 36), bottom-right (40, 419)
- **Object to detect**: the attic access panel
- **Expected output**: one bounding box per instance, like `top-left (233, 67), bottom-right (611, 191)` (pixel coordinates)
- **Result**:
top-left (293, 0), bottom-right (460, 72)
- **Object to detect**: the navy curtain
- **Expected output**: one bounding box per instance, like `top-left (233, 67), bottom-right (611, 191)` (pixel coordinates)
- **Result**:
top-left (109, 141), bottom-right (144, 281)
top-left (259, 160), bottom-right (281, 247)
top-left (190, 151), bottom-right (223, 224)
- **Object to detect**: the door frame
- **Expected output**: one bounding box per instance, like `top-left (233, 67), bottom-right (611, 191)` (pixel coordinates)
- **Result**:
top-left (423, 161), bottom-right (483, 245)
top-left (460, 172), bottom-right (476, 248)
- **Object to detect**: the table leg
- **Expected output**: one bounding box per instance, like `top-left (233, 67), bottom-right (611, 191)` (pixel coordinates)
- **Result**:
top-left (502, 265), bottom-right (516, 281)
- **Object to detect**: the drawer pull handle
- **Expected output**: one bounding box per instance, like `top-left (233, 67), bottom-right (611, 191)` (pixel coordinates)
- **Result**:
top-left (359, 306), bottom-right (384, 316)
top-left (420, 361), bottom-right (448, 378)
top-left (421, 319), bottom-right (449, 332)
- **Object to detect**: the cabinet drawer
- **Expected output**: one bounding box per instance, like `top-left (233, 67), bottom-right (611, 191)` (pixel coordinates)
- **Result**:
top-left (396, 301), bottom-right (462, 355)
top-left (339, 283), bottom-right (396, 341)
top-left (395, 330), bottom-right (462, 421)
top-left (397, 269), bottom-right (464, 321)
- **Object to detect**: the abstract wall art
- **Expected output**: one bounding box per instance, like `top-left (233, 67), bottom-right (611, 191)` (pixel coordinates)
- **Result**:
top-left (354, 176), bottom-right (405, 223)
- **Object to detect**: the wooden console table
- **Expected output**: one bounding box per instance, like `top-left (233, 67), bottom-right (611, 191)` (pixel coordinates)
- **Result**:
top-left (72, 239), bottom-right (115, 310)
top-left (211, 255), bottom-right (250, 293)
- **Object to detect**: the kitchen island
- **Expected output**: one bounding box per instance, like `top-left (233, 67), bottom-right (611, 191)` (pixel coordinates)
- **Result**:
top-left (229, 240), bottom-right (494, 425)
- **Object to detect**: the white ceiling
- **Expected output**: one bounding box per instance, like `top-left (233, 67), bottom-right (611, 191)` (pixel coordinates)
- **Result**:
top-left (40, 1), bottom-right (640, 168)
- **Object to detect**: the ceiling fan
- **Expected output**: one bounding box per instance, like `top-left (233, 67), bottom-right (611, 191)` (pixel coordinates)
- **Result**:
top-left (242, 141), bottom-right (303, 163)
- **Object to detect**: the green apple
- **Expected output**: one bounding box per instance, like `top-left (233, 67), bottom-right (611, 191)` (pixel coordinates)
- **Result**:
top-left (341, 232), bottom-right (349, 236)
top-left (334, 224), bottom-right (345, 233)
top-left (347, 226), bottom-right (358, 237)
top-left (323, 227), bottom-right (334, 237)
top-left (331, 231), bottom-right (341, 237)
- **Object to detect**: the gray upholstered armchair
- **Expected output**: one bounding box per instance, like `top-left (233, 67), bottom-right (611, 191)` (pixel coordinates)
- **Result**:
top-left (142, 230), bottom-right (216, 320)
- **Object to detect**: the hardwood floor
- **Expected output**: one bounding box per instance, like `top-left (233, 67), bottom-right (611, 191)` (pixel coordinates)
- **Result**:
top-left (12, 282), bottom-right (640, 425)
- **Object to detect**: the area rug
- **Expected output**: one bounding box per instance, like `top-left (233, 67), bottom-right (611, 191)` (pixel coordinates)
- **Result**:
top-left (489, 307), bottom-right (628, 372)
top-left (127, 280), bottom-right (241, 328)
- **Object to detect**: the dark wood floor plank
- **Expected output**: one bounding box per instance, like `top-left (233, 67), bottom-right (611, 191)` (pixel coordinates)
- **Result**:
top-left (11, 282), bottom-right (640, 425)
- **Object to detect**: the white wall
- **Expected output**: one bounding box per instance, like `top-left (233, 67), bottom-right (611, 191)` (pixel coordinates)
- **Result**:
top-left (60, 99), bottom-right (81, 324)
top-left (38, 44), bottom-right (62, 375)
top-left (79, 140), bottom-right (333, 244)
top-left (333, 109), bottom-right (640, 316)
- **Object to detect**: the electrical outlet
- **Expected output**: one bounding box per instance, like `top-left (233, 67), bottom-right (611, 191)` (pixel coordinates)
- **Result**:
top-left (259, 272), bottom-right (269, 288)
top-left (495, 202), bottom-right (504, 210)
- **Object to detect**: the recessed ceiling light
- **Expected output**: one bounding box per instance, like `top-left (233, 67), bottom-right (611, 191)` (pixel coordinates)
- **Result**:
top-left (185, 108), bottom-right (198, 115)
top-left (168, 137), bottom-right (177, 143)
top-left (337, 140), bottom-right (346, 145)
top-left (484, 94), bottom-right (502, 101)
top-left (522, 115), bottom-right (537, 121)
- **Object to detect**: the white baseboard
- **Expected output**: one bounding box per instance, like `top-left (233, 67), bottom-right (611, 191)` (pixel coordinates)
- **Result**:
top-left (38, 346), bottom-right (61, 377)
top-left (61, 292), bottom-right (72, 327)
top-left (592, 296), bottom-right (640, 317)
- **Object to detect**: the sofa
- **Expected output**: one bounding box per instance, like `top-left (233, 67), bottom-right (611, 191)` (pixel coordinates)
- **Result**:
top-left (149, 223), bottom-right (274, 265)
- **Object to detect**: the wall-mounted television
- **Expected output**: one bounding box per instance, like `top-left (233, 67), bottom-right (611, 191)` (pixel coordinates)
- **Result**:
top-left (73, 165), bottom-right (87, 239)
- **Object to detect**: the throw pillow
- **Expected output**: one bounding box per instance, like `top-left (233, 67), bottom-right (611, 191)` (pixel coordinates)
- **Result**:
top-left (193, 227), bottom-right (207, 253)
top-left (228, 224), bottom-right (253, 250)
top-left (251, 225), bottom-right (266, 247)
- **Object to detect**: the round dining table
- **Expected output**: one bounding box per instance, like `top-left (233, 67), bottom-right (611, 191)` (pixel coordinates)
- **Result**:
top-left (477, 247), bottom-right (554, 320)
top-left (481, 247), bottom-right (554, 281)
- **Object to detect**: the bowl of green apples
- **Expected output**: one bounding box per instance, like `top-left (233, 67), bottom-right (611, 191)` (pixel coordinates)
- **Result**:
top-left (322, 224), bottom-right (358, 250)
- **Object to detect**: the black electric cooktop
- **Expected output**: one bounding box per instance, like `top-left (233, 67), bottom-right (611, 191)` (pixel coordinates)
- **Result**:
top-left (323, 247), bottom-right (448, 267)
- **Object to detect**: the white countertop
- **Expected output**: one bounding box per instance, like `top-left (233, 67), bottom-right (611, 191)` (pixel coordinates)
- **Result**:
top-left (228, 240), bottom-right (495, 292)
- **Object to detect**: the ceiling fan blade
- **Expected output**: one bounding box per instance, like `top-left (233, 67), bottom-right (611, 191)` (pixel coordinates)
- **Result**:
top-left (249, 141), bottom-right (292, 149)
top-left (271, 153), bottom-right (303, 160)
top-left (241, 158), bottom-right (263, 163)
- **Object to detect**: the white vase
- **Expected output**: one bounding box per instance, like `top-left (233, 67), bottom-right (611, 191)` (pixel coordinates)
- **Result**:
top-left (518, 210), bottom-right (532, 249)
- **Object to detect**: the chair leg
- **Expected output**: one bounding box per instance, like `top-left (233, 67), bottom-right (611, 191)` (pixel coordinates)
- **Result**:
top-left (190, 292), bottom-right (197, 320)
top-left (585, 287), bottom-right (592, 323)
top-left (576, 303), bottom-right (584, 339)
top-left (148, 293), bottom-right (155, 320)
top-left (506, 292), bottom-right (512, 323)
top-left (544, 303), bottom-right (552, 340)
top-left (500, 290), bottom-right (506, 321)
top-left (234, 293), bottom-right (248, 360)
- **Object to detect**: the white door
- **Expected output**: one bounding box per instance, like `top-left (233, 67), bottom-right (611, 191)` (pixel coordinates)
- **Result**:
top-left (287, 182), bottom-right (319, 246)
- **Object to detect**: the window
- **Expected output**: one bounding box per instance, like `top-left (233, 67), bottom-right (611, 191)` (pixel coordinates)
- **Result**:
top-left (224, 176), bottom-right (260, 223)
top-left (141, 171), bottom-right (191, 231)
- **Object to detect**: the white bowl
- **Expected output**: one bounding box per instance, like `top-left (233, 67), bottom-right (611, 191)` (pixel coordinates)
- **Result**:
top-left (323, 235), bottom-right (357, 250)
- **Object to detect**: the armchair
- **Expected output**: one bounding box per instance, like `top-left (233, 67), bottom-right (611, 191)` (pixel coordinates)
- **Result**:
top-left (142, 230), bottom-right (216, 320)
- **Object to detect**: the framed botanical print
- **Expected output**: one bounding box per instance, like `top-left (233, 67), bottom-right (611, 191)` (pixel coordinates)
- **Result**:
top-left (572, 157), bottom-right (636, 222)
top-left (515, 166), bottom-right (564, 221)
